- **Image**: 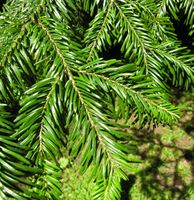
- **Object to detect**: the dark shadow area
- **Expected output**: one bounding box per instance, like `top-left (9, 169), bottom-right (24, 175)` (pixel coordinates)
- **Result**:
top-left (0, 0), bottom-right (6, 12)
top-left (101, 43), bottom-right (124, 60)
top-left (121, 175), bottom-right (136, 200)
top-left (100, 32), bottom-right (131, 62)
top-left (80, 10), bottom-right (94, 29)
top-left (183, 149), bottom-right (194, 162)
top-left (181, 116), bottom-right (194, 137)
top-left (171, 10), bottom-right (194, 53)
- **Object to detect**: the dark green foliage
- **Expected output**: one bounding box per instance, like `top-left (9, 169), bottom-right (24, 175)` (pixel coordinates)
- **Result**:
top-left (0, 0), bottom-right (193, 199)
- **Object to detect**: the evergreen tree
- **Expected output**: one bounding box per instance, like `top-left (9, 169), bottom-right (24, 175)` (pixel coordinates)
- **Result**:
top-left (0, 0), bottom-right (193, 199)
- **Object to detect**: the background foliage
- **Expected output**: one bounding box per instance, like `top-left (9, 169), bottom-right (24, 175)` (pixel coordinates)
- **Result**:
top-left (0, 0), bottom-right (193, 199)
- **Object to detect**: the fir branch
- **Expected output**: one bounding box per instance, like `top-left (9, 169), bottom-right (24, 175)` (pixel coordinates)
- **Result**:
top-left (73, 68), bottom-right (179, 124)
top-left (84, 1), bottom-right (114, 61)
top-left (113, 1), bottom-right (151, 73)
top-left (0, 0), bottom-right (193, 199)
